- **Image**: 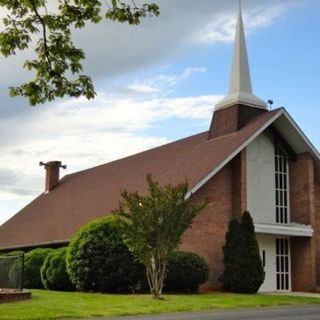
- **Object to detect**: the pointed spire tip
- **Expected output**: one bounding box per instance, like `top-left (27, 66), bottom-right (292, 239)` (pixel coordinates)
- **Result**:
top-left (214, 1), bottom-right (267, 110)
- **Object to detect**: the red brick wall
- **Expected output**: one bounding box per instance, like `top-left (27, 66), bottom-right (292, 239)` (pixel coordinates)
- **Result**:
top-left (289, 153), bottom-right (315, 225)
top-left (289, 153), bottom-right (317, 291)
top-left (180, 154), bottom-right (245, 290)
top-left (314, 179), bottom-right (320, 288)
top-left (291, 237), bottom-right (316, 292)
top-left (232, 149), bottom-right (247, 219)
top-left (179, 149), bottom-right (320, 292)
top-left (208, 104), bottom-right (267, 139)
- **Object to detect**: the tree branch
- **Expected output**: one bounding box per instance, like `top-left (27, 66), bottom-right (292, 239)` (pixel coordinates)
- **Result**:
top-left (29, 0), bottom-right (53, 72)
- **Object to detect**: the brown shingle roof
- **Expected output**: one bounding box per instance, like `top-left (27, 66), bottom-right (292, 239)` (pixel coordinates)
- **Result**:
top-left (0, 109), bottom-right (282, 250)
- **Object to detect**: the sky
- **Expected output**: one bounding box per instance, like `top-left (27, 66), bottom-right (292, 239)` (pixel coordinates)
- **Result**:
top-left (0, 0), bottom-right (320, 225)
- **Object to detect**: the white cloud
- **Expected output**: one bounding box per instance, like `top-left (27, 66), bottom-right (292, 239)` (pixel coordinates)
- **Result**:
top-left (126, 67), bottom-right (207, 96)
top-left (195, 4), bottom-right (290, 44)
top-left (0, 0), bottom-right (296, 224)
top-left (0, 1), bottom-right (293, 85)
top-left (128, 84), bottom-right (161, 94)
top-left (154, 67), bottom-right (207, 87)
top-left (0, 81), bottom-right (221, 224)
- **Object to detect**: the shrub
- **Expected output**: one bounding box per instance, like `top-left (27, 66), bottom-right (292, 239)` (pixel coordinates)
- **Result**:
top-left (1, 251), bottom-right (24, 288)
top-left (24, 248), bottom-right (53, 288)
top-left (240, 211), bottom-right (265, 293)
top-left (41, 247), bottom-right (74, 291)
top-left (220, 211), bottom-right (265, 293)
top-left (164, 251), bottom-right (209, 293)
top-left (219, 219), bottom-right (242, 292)
top-left (67, 215), bottom-right (144, 293)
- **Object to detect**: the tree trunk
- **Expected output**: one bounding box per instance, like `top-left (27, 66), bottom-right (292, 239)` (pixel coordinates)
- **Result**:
top-left (146, 257), bottom-right (166, 299)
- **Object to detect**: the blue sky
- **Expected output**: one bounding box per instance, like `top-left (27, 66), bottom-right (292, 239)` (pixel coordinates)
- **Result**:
top-left (0, 0), bottom-right (319, 224)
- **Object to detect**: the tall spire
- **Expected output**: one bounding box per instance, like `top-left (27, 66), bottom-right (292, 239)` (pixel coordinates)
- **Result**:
top-left (215, 1), bottom-right (267, 110)
top-left (229, 1), bottom-right (252, 94)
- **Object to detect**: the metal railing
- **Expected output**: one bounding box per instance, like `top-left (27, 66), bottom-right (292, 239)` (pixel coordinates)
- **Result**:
top-left (0, 253), bottom-right (24, 291)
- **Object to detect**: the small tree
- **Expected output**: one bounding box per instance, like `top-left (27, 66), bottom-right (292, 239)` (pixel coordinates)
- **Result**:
top-left (240, 211), bottom-right (265, 293)
top-left (114, 175), bottom-right (206, 299)
top-left (219, 219), bottom-right (242, 292)
top-left (220, 211), bottom-right (264, 293)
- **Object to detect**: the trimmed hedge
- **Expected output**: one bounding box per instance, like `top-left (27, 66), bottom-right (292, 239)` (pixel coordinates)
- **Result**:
top-left (24, 248), bottom-right (53, 289)
top-left (164, 251), bottom-right (209, 293)
top-left (41, 247), bottom-right (74, 291)
top-left (67, 215), bottom-right (144, 293)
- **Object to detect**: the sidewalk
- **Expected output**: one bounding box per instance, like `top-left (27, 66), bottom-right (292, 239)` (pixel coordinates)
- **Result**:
top-left (265, 292), bottom-right (320, 299)
top-left (89, 305), bottom-right (320, 320)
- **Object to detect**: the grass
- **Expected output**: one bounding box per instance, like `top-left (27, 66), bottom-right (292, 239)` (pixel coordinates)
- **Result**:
top-left (1, 290), bottom-right (320, 320)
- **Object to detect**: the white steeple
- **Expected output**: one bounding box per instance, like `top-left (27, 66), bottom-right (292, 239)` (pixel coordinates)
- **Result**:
top-left (215, 1), bottom-right (267, 110)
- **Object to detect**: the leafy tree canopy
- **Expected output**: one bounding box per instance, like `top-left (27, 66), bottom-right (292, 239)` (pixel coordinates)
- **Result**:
top-left (0, 0), bottom-right (159, 105)
top-left (114, 175), bottom-right (207, 299)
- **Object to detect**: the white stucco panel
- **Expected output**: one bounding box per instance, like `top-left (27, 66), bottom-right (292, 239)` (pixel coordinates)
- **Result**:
top-left (247, 132), bottom-right (275, 224)
top-left (257, 234), bottom-right (277, 292)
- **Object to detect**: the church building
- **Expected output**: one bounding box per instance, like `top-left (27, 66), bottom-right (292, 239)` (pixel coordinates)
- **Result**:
top-left (1, 6), bottom-right (320, 293)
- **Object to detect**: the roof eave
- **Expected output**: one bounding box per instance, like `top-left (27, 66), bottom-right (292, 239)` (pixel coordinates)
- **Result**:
top-left (186, 107), bottom-right (320, 198)
top-left (0, 239), bottom-right (70, 252)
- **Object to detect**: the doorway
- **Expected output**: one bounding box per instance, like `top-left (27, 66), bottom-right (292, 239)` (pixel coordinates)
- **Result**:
top-left (257, 235), bottom-right (291, 292)
top-left (276, 238), bottom-right (291, 291)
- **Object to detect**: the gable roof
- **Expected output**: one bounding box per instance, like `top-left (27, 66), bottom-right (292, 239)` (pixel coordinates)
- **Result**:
top-left (0, 107), bottom-right (319, 251)
top-left (189, 108), bottom-right (320, 196)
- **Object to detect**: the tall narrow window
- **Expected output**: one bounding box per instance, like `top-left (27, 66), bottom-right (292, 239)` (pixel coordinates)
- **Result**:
top-left (275, 145), bottom-right (289, 224)
top-left (276, 238), bottom-right (290, 291)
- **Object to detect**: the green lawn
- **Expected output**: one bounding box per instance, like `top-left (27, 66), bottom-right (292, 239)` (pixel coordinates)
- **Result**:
top-left (1, 290), bottom-right (320, 320)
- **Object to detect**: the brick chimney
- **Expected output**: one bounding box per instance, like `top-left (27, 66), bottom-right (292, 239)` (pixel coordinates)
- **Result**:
top-left (208, 104), bottom-right (267, 139)
top-left (40, 161), bottom-right (67, 193)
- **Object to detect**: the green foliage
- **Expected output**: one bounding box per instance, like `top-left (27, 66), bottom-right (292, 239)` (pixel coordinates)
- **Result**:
top-left (220, 211), bottom-right (265, 294)
top-left (239, 211), bottom-right (265, 293)
top-left (3, 250), bottom-right (24, 256)
top-left (219, 219), bottom-right (242, 291)
top-left (41, 247), bottom-right (74, 291)
top-left (24, 248), bottom-right (53, 289)
top-left (0, 1), bottom-right (160, 105)
top-left (0, 251), bottom-right (24, 289)
top-left (67, 215), bottom-right (144, 293)
top-left (114, 175), bottom-right (206, 298)
top-left (164, 251), bottom-right (209, 293)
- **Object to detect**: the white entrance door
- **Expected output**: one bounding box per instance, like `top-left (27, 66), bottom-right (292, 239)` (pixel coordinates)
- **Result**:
top-left (276, 238), bottom-right (291, 291)
top-left (257, 235), bottom-right (277, 292)
top-left (257, 235), bottom-right (291, 292)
